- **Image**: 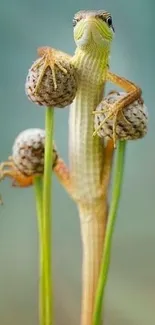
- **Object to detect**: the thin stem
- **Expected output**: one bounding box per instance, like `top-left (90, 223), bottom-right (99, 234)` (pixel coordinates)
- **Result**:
top-left (43, 107), bottom-right (54, 325)
top-left (93, 140), bottom-right (126, 325)
top-left (34, 176), bottom-right (45, 325)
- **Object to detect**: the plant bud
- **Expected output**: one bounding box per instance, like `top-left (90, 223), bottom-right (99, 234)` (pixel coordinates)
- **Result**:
top-left (94, 91), bottom-right (148, 141)
top-left (12, 129), bottom-right (58, 176)
top-left (25, 47), bottom-right (78, 108)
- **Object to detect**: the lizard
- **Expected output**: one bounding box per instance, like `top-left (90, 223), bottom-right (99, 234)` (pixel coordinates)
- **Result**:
top-left (0, 10), bottom-right (142, 325)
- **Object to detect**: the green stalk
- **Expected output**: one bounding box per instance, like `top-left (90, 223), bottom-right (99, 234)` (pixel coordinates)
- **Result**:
top-left (43, 107), bottom-right (54, 325)
top-left (93, 140), bottom-right (127, 325)
top-left (34, 176), bottom-right (45, 325)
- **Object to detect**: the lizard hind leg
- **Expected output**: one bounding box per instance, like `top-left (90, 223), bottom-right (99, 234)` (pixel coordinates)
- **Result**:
top-left (0, 158), bottom-right (33, 188)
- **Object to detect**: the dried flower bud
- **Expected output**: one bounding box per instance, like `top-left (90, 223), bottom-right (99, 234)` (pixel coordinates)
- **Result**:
top-left (94, 91), bottom-right (148, 141)
top-left (25, 47), bottom-right (78, 108)
top-left (12, 129), bottom-right (58, 176)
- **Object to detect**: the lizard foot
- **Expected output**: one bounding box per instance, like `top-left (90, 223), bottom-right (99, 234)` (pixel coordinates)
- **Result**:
top-left (93, 91), bottom-right (148, 147)
top-left (0, 157), bottom-right (33, 188)
top-left (93, 102), bottom-right (123, 147)
top-left (93, 89), bottom-right (134, 148)
top-left (32, 47), bottom-right (67, 94)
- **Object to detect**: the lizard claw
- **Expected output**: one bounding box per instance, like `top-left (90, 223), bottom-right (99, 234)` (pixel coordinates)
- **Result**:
top-left (32, 47), bottom-right (67, 94)
top-left (0, 160), bottom-right (14, 205)
top-left (93, 100), bottom-right (132, 148)
top-left (0, 195), bottom-right (3, 205)
top-left (0, 158), bottom-right (33, 188)
top-left (93, 102), bottom-right (119, 147)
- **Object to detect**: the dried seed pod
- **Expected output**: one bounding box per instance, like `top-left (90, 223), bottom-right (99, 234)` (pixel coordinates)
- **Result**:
top-left (94, 91), bottom-right (148, 141)
top-left (25, 47), bottom-right (78, 108)
top-left (12, 129), bottom-right (58, 176)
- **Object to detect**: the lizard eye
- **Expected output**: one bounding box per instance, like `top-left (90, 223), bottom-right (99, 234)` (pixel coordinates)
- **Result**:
top-left (106, 16), bottom-right (112, 27)
top-left (106, 16), bottom-right (115, 32)
top-left (73, 18), bottom-right (77, 27)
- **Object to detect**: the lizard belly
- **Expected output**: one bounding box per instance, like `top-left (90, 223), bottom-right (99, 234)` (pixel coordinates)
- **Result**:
top-left (69, 81), bottom-right (105, 203)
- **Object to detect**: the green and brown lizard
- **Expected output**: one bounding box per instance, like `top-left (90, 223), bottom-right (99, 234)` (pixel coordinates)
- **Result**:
top-left (0, 10), bottom-right (142, 325)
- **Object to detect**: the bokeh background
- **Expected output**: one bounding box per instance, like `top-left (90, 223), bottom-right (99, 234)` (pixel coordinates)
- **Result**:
top-left (0, 0), bottom-right (154, 324)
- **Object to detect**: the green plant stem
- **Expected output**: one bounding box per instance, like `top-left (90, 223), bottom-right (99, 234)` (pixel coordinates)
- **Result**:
top-left (43, 107), bottom-right (54, 325)
top-left (93, 140), bottom-right (127, 325)
top-left (34, 176), bottom-right (45, 325)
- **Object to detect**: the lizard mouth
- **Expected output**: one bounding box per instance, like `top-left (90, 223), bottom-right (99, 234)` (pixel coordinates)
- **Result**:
top-left (74, 18), bottom-right (113, 48)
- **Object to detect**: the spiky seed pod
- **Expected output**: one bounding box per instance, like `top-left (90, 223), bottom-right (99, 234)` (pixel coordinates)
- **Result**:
top-left (12, 129), bottom-right (58, 176)
top-left (25, 47), bottom-right (78, 108)
top-left (94, 91), bottom-right (148, 141)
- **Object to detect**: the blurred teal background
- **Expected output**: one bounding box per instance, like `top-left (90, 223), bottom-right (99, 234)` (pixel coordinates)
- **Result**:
top-left (0, 0), bottom-right (154, 324)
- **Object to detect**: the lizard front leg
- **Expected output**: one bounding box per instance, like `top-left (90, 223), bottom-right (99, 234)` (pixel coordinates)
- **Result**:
top-left (93, 71), bottom-right (142, 147)
top-left (107, 70), bottom-right (142, 104)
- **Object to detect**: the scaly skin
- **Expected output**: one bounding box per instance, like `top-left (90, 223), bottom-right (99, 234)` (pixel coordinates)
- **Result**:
top-left (68, 12), bottom-right (113, 325)
top-left (69, 47), bottom-right (109, 202)
top-left (0, 9), bottom-right (142, 325)
top-left (69, 10), bottom-right (141, 325)
top-left (69, 44), bottom-right (112, 324)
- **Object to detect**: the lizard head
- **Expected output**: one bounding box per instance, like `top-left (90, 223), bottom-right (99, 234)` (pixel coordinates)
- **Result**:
top-left (73, 10), bottom-right (114, 49)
